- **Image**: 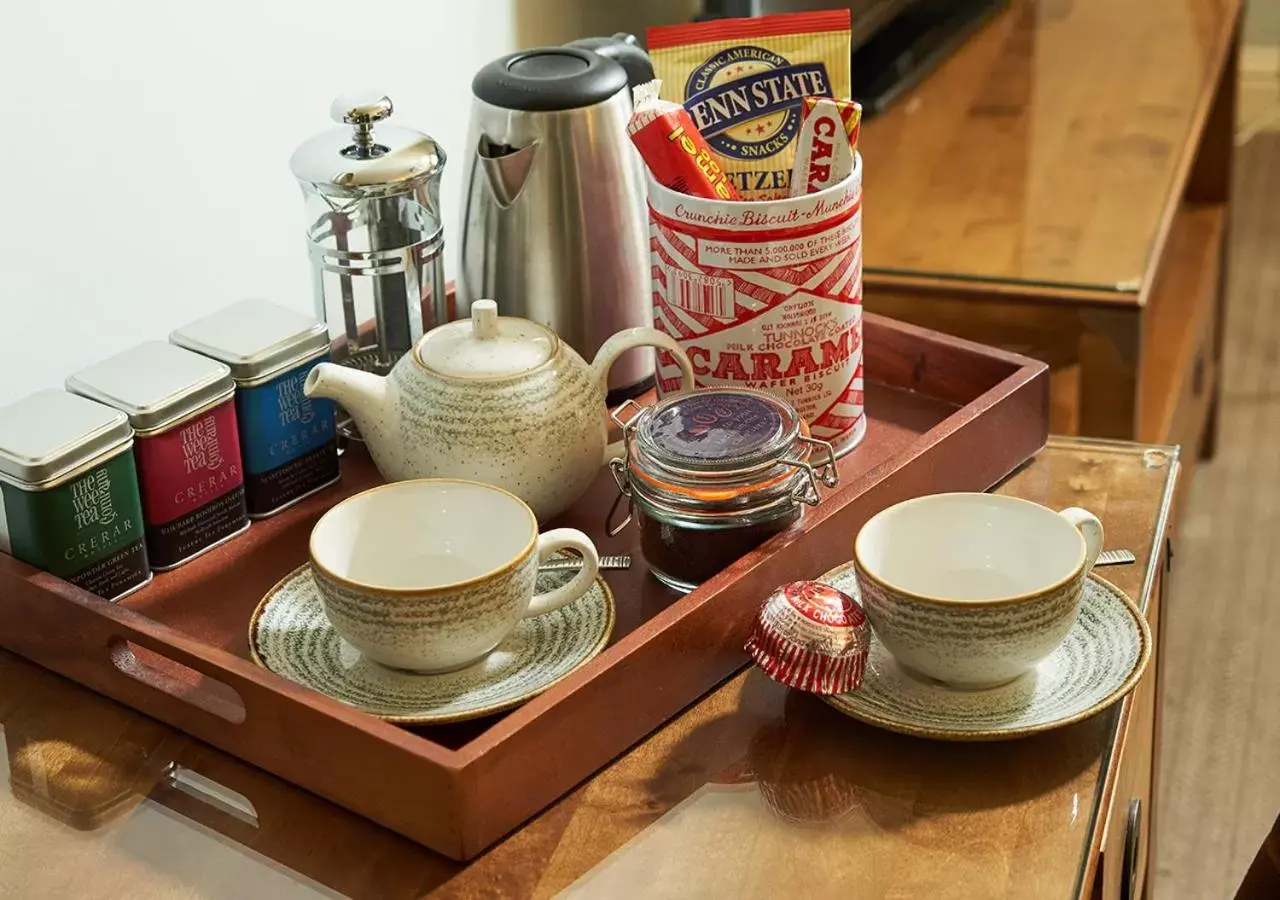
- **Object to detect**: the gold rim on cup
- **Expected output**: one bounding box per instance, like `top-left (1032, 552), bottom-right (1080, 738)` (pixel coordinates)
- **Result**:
top-left (307, 478), bottom-right (539, 597)
top-left (853, 493), bottom-right (1091, 609)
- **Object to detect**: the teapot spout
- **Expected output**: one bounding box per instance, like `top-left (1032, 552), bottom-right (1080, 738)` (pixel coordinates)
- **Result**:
top-left (304, 362), bottom-right (391, 436)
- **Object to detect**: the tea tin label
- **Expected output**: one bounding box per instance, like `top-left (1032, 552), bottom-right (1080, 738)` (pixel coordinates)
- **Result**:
top-left (133, 399), bottom-right (248, 567)
top-left (234, 359), bottom-right (338, 515)
top-left (0, 450), bottom-right (150, 599)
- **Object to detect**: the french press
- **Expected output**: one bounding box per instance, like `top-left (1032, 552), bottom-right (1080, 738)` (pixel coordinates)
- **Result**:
top-left (290, 92), bottom-right (447, 379)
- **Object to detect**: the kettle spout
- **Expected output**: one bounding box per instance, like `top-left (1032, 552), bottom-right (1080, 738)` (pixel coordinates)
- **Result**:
top-left (477, 137), bottom-right (539, 208)
top-left (304, 363), bottom-right (391, 436)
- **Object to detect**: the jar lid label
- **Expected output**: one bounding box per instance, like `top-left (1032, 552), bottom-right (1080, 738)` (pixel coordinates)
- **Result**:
top-left (642, 389), bottom-right (797, 470)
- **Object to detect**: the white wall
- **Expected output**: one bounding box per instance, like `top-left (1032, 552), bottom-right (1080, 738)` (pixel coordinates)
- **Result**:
top-left (0, 0), bottom-right (518, 405)
top-left (0, 0), bottom-right (703, 407)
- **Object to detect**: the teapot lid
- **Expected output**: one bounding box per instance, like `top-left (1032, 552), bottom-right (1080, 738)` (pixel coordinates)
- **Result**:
top-left (289, 91), bottom-right (445, 196)
top-left (416, 301), bottom-right (557, 379)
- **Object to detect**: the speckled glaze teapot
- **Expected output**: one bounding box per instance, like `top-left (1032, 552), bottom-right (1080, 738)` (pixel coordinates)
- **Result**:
top-left (304, 300), bottom-right (695, 521)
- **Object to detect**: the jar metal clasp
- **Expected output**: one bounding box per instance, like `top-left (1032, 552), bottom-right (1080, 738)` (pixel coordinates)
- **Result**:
top-left (605, 399), bottom-right (648, 536)
top-left (780, 435), bottom-right (840, 506)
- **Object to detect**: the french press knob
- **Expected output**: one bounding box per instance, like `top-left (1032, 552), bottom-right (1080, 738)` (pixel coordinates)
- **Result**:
top-left (330, 92), bottom-right (394, 159)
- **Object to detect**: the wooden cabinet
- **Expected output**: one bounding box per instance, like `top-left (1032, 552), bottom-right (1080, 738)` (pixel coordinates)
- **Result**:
top-left (1096, 565), bottom-right (1164, 900)
top-left (860, 0), bottom-right (1239, 460)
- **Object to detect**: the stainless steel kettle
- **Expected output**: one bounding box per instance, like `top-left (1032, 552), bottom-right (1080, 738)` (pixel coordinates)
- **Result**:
top-left (457, 39), bottom-right (654, 401)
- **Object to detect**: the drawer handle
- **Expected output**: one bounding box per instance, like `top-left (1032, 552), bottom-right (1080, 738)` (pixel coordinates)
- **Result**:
top-left (1121, 797), bottom-right (1143, 900)
top-left (1193, 355), bottom-right (1206, 397)
top-left (159, 763), bottom-right (259, 828)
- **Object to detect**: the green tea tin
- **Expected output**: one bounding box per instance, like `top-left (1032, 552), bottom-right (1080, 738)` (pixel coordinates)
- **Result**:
top-left (0, 390), bottom-right (151, 600)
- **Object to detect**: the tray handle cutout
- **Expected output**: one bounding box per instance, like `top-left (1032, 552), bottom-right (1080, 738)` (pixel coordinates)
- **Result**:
top-left (109, 638), bottom-right (246, 724)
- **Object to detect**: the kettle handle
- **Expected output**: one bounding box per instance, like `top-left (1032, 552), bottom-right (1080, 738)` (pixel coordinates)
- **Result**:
top-left (592, 328), bottom-right (695, 464)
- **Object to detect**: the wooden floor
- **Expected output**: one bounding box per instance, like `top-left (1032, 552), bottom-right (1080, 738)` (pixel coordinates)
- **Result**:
top-left (1153, 131), bottom-right (1280, 899)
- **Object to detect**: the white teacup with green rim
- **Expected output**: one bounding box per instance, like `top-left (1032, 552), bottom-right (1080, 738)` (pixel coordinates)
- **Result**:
top-left (309, 479), bottom-right (600, 673)
top-left (853, 493), bottom-right (1104, 689)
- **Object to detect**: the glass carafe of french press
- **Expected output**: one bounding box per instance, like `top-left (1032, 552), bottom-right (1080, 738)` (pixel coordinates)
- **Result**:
top-left (290, 92), bottom-right (447, 393)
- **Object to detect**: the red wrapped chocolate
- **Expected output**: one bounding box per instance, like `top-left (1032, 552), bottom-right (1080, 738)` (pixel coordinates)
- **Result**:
top-left (789, 97), bottom-right (863, 197)
top-left (746, 580), bottom-right (869, 694)
top-left (628, 79), bottom-right (740, 201)
top-left (809, 96), bottom-right (862, 152)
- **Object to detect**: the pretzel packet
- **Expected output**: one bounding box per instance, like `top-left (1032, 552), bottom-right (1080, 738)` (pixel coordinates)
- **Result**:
top-left (647, 9), bottom-right (852, 201)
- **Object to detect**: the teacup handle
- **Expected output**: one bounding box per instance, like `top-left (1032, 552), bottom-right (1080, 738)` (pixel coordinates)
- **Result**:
top-left (525, 529), bottom-right (600, 618)
top-left (1059, 507), bottom-right (1104, 574)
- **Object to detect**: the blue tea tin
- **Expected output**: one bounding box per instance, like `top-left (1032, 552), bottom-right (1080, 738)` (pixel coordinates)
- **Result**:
top-left (171, 300), bottom-right (339, 518)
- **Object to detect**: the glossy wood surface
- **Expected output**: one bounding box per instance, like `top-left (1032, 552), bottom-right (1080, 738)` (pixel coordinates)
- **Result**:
top-left (0, 314), bottom-right (1048, 860)
top-left (0, 438), bottom-right (1178, 899)
top-left (861, 0), bottom-right (1239, 455)
top-left (862, 0), bottom-right (1239, 293)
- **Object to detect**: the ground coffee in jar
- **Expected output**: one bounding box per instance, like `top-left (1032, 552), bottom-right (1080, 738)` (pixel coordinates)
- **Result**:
top-left (608, 387), bottom-right (838, 592)
top-left (171, 300), bottom-right (339, 518)
top-left (67, 342), bottom-right (249, 570)
top-left (0, 390), bottom-right (151, 600)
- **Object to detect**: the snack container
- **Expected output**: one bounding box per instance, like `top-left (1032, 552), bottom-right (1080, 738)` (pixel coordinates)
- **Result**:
top-left (171, 300), bottom-right (339, 518)
top-left (67, 342), bottom-right (249, 569)
top-left (0, 390), bottom-right (151, 600)
top-left (647, 155), bottom-right (865, 455)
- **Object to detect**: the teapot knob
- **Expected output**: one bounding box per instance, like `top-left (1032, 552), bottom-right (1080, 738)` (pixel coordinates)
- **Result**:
top-left (472, 299), bottom-right (500, 340)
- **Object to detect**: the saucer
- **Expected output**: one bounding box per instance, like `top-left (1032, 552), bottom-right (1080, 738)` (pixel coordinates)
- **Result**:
top-left (249, 562), bottom-right (615, 725)
top-left (819, 563), bottom-right (1150, 741)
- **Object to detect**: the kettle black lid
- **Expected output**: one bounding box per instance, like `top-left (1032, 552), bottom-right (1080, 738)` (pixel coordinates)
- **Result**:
top-left (472, 47), bottom-right (629, 112)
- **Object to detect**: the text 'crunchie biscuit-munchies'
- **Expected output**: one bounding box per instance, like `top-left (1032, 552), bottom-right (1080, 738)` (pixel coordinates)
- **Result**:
top-left (647, 10), bottom-right (852, 201)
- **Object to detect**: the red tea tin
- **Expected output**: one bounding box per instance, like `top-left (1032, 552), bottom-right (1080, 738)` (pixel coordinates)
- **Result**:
top-left (67, 342), bottom-right (249, 570)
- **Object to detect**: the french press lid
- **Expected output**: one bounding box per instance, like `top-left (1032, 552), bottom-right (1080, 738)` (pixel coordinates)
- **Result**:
top-left (289, 91), bottom-right (446, 196)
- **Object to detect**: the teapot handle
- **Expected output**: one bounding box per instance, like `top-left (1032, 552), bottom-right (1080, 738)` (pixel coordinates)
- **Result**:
top-left (591, 328), bottom-right (696, 463)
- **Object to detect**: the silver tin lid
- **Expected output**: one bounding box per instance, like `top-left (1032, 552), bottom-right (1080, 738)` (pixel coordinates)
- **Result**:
top-left (0, 389), bottom-right (133, 488)
top-left (170, 299), bottom-right (330, 385)
top-left (289, 91), bottom-right (446, 198)
top-left (66, 342), bottom-right (236, 435)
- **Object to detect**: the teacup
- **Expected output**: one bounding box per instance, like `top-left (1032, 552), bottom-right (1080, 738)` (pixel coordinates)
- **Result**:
top-left (309, 479), bottom-right (599, 673)
top-left (853, 493), bottom-right (1103, 688)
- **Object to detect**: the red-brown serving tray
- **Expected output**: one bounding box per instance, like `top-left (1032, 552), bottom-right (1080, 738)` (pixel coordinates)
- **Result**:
top-left (0, 314), bottom-right (1047, 859)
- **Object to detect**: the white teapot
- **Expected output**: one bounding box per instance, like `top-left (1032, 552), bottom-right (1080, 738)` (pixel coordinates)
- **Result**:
top-left (304, 300), bottom-right (695, 521)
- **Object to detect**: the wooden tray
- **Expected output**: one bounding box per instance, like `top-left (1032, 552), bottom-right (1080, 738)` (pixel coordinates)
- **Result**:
top-left (0, 314), bottom-right (1048, 859)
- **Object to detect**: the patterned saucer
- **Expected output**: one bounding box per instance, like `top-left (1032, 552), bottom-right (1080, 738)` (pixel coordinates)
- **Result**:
top-left (819, 563), bottom-right (1150, 741)
top-left (249, 563), bottom-right (614, 725)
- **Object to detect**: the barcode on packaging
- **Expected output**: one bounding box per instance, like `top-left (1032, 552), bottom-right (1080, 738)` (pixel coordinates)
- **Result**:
top-left (665, 266), bottom-right (735, 319)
